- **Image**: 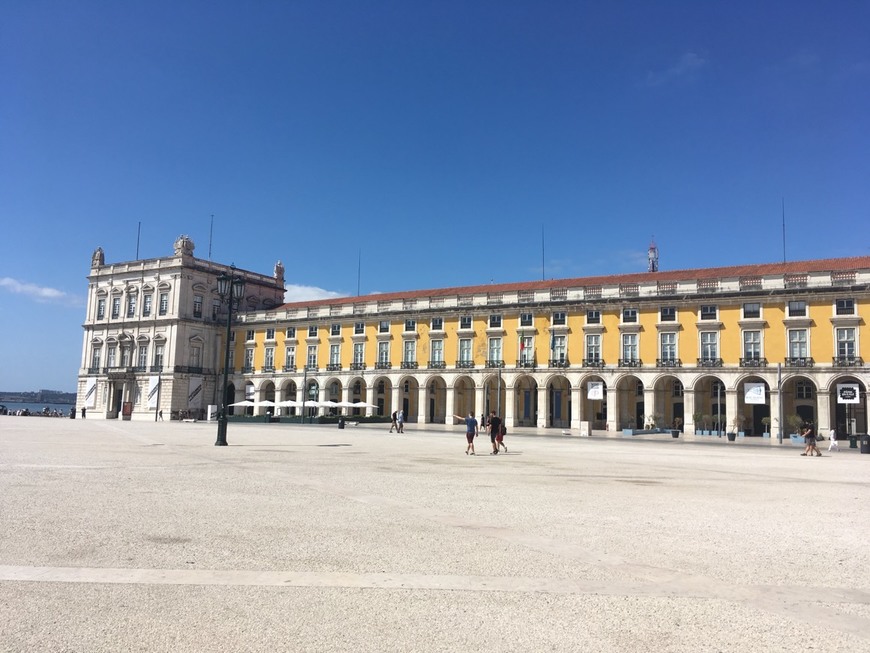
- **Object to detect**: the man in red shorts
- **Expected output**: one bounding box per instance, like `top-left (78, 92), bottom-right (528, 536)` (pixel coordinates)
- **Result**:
top-left (453, 412), bottom-right (478, 455)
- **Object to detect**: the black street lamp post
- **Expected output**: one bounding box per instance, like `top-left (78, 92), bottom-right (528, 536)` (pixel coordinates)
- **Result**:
top-left (215, 268), bottom-right (246, 446)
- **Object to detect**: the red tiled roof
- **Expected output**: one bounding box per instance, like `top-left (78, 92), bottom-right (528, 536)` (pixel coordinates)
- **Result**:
top-left (278, 256), bottom-right (870, 310)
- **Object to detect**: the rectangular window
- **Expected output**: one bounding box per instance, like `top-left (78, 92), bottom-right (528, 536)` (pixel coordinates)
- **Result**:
top-left (701, 332), bottom-right (718, 359)
top-left (330, 324), bottom-right (341, 336)
top-left (404, 340), bottom-right (416, 363)
top-left (622, 308), bottom-right (637, 323)
top-left (431, 340), bottom-right (443, 363)
top-left (158, 293), bottom-right (169, 315)
top-left (244, 348), bottom-right (255, 369)
top-left (126, 295), bottom-right (137, 318)
top-left (308, 325), bottom-right (318, 338)
top-left (519, 335), bottom-right (533, 362)
top-left (520, 313), bottom-right (533, 327)
top-left (266, 328), bottom-right (275, 340)
top-left (660, 332), bottom-right (676, 361)
top-left (143, 294), bottom-right (153, 317)
top-left (489, 315), bottom-right (502, 328)
top-left (788, 301), bottom-right (806, 317)
top-left (660, 307), bottom-right (676, 322)
top-left (796, 381), bottom-right (814, 400)
top-left (585, 334), bottom-right (600, 361)
top-left (788, 329), bottom-right (808, 358)
top-left (97, 299), bottom-right (106, 320)
top-left (552, 312), bottom-right (566, 326)
top-left (460, 316), bottom-right (472, 329)
top-left (552, 335), bottom-right (566, 362)
top-left (673, 381), bottom-right (684, 397)
top-left (405, 319), bottom-right (416, 332)
top-left (586, 310), bottom-right (600, 324)
top-left (193, 295), bottom-right (202, 319)
top-left (284, 346), bottom-right (296, 368)
top-left (91, 348), bottom-right (101, 369)
top-left (188, 345), bottom-right (200, 368)
top-left (377, 341), bottom-right (390, 364)
top-left (743, 330), bottom-right (761, 359)
top-left (246, 329), bottom-right (255, 341)
top-left (307, 345), bottom-right (317, 367)
top-left (431, 317), bottom-right (443, 331)
top-left (622, 333), bottom-right (638, 361)
top-left (378, 320), bottom-right (390, 333)
top-left (488, 337), bottom-right (502, 361)
top-left (228, 348), bottom-right (234, 369)
top-left (700, 305), bottom-right (718, 320)
top-left (211, 299), bottom-right (220, 321)
top-left (836, 299), bottom-right (855, 316)
top-left (107, 347), bottom-right (117, 367)
top-left (459, 338), bottom-right (472, 363)
top-left (354, 322), bottom-right (364, 335)
top-left (137, 344), bottom-right (148, 367)
top-left (743, 303), bottom-right (761, 319)
top-left (836, 328), bottom-right (855, 357)
top-left (353, 342), bottom-right (364, 364)
top-left (120, 345), bottom-right (131, 367)
top-left (264, 346), bottom-right (274, 369)
top-left (329, 344), bottom-right (340, 365)
top-left (153, 344), bottom-right (164, 368)
top-left (286, 327), bottom-right (296, 338)
top-left (111, 297), bottom-right (121, 319)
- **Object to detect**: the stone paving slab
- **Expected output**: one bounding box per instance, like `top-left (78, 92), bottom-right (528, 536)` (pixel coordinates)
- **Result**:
top-left (1, 417), bottom-right (868, 652)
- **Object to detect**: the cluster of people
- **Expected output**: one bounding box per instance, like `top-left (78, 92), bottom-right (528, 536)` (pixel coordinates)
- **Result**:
top-left (454, 410), bottom-right (508, 455)
top-left (800, 423), bottom-right (843, 456)
top-left (389, 410), bottom-right (405, 433)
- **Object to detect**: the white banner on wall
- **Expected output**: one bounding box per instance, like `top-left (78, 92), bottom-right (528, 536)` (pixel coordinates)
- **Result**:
top-left (84, 377), bottom-right (97, 409)
top-left (744, 383), bottom-right (766, 405)
top-left (587, 381), bottom-right (604, 401)
top-left (837, 383), bottom-right (860, 404)
top-left (188, 377), bottom-right (203, 409)
top-left (147, 376), bottom-right (160, 409)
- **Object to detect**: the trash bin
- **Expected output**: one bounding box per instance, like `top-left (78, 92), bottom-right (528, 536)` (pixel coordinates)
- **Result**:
top-left (850, 436), bottom-right (858, 449)
top-left (338, 418), bottom-right (345, 429)
top-left (861, 435), bottom-right (870, 454)
top-left (670, 430), bottom-right (680, 438)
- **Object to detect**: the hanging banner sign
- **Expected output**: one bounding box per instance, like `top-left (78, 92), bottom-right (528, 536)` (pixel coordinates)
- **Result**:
top-left (147, 376), bottom-right (160, 409)
top-left (837, 383), bottom-right (860, 404)
top-left (744, 383), bottom-right (766, 405)
top-left (587, 381), bottom-right (604, 401)
top-left (188, 377), bottom-right (203, 408)
top-left (84, 377), bottom-right (97, 409)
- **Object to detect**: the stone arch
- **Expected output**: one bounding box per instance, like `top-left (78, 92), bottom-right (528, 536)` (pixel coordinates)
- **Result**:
top-left (692, 374), bottom-right (727, 433)
top-left (453, 375), bottom-right (476, 418)
top-left (423, 375), bottom-right (447, 423)
top-left (579, 373), bottom-right (607, 430)
top-left (371, 375), bottom-right (392, 417)
top-left (825, 375), bottom-right (867, 436)
top-left (544, 373), bottom-right (571, 428)
top-left (482, 372), bottom-right (506, 418)
top-left (513, 373), bottom-right (539, 427)
top-left (650, 373), bottom-right (684, 430)
top-left (397, 375), bottom-right (420, 423)
top-left (614, 372), bottom-right (644, 430)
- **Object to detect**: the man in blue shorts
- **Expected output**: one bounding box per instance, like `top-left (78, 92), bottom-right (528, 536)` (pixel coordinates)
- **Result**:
top-left (453, 412), bottom-right (478, 455)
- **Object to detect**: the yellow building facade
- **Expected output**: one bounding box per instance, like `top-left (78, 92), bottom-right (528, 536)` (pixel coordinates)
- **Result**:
top-left (226, 256), bottom-right (869, 439)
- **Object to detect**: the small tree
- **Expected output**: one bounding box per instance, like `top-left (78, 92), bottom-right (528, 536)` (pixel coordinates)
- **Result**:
top-left (693, 412), bottom-right (704, 432)
top-left (702, 414), bottom-right (713, 432)
top-left (786, 414), bottom-right (804, 435)
top-left (761, 416), bottom-right (771, 434)
top-left (732, 414), bottom-right (746, 433)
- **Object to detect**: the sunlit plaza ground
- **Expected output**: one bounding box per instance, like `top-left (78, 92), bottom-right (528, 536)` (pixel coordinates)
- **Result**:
top-left (1, 417), bottom-right (869, 652)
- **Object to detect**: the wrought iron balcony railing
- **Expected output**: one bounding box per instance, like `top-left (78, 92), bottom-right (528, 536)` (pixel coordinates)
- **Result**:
top-left (785, 357), bottom-right (814, 368)
top-left (740, 357), bottom-right (768, 368)
top-left (697, 358), bottom-right (723, 367)
top-left (656, 358), bottom-right (682, 367)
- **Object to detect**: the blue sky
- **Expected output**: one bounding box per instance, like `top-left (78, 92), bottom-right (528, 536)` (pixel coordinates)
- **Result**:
top-left (1, 1), bottom-right (868, 392)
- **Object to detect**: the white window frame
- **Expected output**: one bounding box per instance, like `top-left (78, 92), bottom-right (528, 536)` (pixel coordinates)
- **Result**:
top-left (404, 340), bottom-right (416, 363)
top-left (430, 340), bottom-right (443, 363)
top-left (743, 330), bottom-right (762, 359)
top-left (458, 338), bottom-right (472, 363)
top-left (622, 333), bottom-right (638, 361)
top-left (788, 328), bottom-right (808, 358)
top-left (700, 331), bottom-right (718, 359)
top-left (377, 341), bottom-right (390, 364)
top-left (585, 334), bottom-right (600, 362)
top-left (660, 332), bottom-right (677, 361)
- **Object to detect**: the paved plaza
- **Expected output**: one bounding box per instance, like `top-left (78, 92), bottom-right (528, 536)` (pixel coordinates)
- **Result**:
top-left (1, 417), bottom-right (869, 652)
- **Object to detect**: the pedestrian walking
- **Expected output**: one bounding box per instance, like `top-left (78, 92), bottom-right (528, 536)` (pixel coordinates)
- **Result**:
top-left (801, 424), bottom-right (821, 457)
top-left (488, 411), bottom-right (502, 455)
top-left (454, 412), bottom-right (478, 455)
top-left (389, 410), bottom-right (398, 433)
top-left (158, 409), bottom-right (163, 421)
top-left (81, 407), bottom-right (86, 419)
top-left (397, 409), bottom-right (405, 433)
top-left (828, 427), bottom-right (839, 452)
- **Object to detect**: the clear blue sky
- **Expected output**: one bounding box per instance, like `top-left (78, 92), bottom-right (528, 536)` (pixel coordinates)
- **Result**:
top-left (1, 1), bottom-right (868, 392)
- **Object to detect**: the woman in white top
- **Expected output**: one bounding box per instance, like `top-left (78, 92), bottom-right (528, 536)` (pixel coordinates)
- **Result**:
top-left (828, 427), bottom-right (839, 451)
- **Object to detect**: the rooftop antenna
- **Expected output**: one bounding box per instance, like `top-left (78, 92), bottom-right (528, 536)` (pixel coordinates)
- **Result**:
top-left (357, 249), bottom-right (361, 296)
top-left (647, 237), bottom-right (659, 272)
top-left (135, 221), bottom-right (141, 260)
top-left (208, 214), bottom-right (214, 261)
